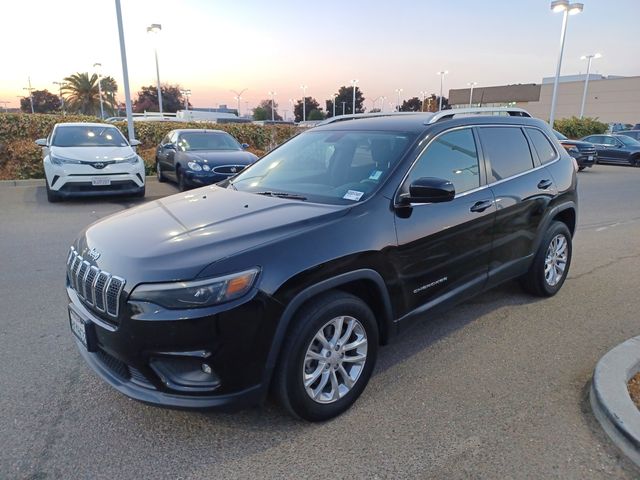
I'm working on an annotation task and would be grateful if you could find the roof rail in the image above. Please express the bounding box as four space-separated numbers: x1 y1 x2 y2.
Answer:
426 107 531 124
316 111 431 127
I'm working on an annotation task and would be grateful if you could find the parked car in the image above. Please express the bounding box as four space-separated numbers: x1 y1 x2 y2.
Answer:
553 130 597 170
36 123 145 202
579 133 640 167
66 108 577 421
617 130 640 142
155 129 258 190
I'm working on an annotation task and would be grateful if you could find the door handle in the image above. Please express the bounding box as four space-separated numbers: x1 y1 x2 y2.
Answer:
537 179 553 190
470 200 493 213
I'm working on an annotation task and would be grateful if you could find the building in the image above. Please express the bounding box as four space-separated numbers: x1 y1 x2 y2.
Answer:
449 75 640 124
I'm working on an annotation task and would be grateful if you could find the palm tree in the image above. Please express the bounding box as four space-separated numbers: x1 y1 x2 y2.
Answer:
61 72 118 116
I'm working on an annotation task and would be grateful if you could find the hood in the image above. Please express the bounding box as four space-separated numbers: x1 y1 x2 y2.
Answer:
182 150 257 166
50 145 135 162
76 186 347 285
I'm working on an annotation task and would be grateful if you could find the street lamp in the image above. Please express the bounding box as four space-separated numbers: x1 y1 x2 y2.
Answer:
332 94 337 117
146 23 164 117
579 53 601 119
341 101 346 115
549 0 584 126
300 84 308 122
231 88 247 116
23 77 35 114
350 79 358 114
437 71 448 111
395 88 403 111
180 89 191 111
269 91 276 121
419 91 427 111
93 63 105 119
467 82 478 107
379 96 386 113
53 81 66 115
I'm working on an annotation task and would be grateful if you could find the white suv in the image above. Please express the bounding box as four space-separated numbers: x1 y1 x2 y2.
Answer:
36 123 146 202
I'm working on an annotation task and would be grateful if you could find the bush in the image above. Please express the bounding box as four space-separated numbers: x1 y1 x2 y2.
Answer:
0 113 300 180
553 116 608 139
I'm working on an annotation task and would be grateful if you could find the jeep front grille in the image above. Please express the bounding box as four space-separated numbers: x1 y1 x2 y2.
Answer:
67 247 125 319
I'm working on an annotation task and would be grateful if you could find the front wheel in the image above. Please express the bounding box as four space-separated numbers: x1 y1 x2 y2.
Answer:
156 159 166 182
274 291 378 422
177 168 187 191
520 221 572 297
46 182 61 203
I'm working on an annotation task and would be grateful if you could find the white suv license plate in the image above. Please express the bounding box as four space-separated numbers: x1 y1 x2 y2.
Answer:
92 177 111 186
69 309 89 349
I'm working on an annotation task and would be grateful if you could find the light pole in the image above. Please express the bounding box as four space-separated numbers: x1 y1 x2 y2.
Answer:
341 101 346 115
53 81 66 115
300 84 308 122
269 91 276 121
332 94 337 117
579 53 601 119
350 79 358 114
180 89 191 111
231 88 247 116
288 98 295 121
437 71 448 111
146 23 164 117
380 96 386 113
467 82 478 107
93 63 105 119
394 88 403 111
370 96 381 112
419 91 427 111
549 0 584 126
115 0 135 141
23 77 35 114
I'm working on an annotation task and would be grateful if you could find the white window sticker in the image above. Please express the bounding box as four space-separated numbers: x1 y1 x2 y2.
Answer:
343 190 364 201
369 170 383 181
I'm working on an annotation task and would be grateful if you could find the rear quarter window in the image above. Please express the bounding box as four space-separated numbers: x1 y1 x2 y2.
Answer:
526 128 557 164
478 127 535 181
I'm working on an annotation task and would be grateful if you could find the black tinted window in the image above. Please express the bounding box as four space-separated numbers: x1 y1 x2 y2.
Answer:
584 135 602 144
479 127 534 181
527 128 557 164
407 128 480 194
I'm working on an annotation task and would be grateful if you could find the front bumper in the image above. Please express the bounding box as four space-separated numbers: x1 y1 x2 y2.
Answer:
45 160 145 195
67 285 282 410
182 170 232 187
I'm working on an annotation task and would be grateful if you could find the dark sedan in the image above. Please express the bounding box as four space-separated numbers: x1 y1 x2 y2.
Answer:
155 129 258 190
553 130 597 170
580 134 640 167
618 130 640 142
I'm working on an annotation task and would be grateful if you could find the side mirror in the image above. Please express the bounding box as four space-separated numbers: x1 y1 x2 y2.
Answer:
35 138 48 147
400 177 455 205
163 143 176 150
241 143 250 149
130 139 141 147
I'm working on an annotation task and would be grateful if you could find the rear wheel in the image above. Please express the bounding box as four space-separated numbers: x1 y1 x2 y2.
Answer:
274 291 378 421
631 155 640 167
156 159 166 182
520 221 572 297
46 182 61 203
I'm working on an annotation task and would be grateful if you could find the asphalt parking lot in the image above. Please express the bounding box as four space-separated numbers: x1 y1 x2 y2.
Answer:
1 165 640 479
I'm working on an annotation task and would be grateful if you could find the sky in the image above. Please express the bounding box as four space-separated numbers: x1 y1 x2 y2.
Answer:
1 0 639 115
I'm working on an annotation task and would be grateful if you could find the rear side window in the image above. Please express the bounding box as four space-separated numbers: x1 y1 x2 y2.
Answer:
478 127 534 181
406 128 480 195
526 128 557 164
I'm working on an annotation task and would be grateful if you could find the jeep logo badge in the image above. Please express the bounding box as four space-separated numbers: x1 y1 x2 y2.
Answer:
87 248 101 261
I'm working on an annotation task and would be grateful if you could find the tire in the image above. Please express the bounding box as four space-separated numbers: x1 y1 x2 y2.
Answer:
46 182 61 203
274 290 379 422
156 159 166 182
133 186 145 198
578 166 585 171
177 167 187 191
520 221 572 297
631 155 640 167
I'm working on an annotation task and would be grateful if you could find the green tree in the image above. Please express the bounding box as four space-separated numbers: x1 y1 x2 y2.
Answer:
252 106 268 121
62 72 117 116
294 97 321 122
325 86 365 117
400 97 423 112
308 109 325 121
254 99 282 121
20 90 60 113
133 84 190 113
553 116 608 138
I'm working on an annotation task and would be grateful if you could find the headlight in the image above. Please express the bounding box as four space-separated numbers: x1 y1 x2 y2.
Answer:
187 161 202 171
50 155 81 165
567 147 579 154
129 268 260 309
123 155 140 164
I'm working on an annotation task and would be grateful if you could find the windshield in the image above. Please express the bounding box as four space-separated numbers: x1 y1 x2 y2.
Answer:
177 132 241 151
52 125 128 147
617 135 640 147
553 130 568 141
230 130 415 204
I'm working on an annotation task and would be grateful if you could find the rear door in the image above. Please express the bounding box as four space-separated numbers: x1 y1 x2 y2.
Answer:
477 125 558 287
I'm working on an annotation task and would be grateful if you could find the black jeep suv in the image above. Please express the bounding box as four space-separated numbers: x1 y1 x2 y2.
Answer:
66 108 577 421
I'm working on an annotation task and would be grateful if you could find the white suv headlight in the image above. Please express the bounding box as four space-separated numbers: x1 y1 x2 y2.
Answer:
50 155 81 165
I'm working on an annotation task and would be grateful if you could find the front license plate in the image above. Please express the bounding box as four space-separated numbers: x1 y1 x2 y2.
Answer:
92 177 111 186
69 307 98 352
588 155 594 161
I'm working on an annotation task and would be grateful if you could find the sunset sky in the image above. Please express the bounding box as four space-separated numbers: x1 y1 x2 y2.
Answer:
1 0 638 114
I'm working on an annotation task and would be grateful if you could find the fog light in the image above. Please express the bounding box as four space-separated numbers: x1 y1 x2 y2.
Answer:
202 363 212 374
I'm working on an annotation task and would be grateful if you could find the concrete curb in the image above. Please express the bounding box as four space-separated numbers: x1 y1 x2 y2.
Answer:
591 335 640 467
0 176 158 188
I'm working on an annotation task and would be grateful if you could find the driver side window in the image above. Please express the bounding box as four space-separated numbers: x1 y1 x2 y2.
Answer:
406 128 480 195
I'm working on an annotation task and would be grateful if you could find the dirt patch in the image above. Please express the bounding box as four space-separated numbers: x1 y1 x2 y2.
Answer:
627 372 640 409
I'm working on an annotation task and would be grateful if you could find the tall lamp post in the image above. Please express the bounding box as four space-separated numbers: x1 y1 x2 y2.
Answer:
300 84 308 122
350 79 358 114
467 82 478 107
379 96 386 113
180 89 191 111
332 94 337 117
115 0 135 141
53 81 66 115
394 88 403 111
231 88 247 116
437 71 448 111
23 77 35 114
419 91 427 111
93 63 105 119
146 23 164 118
268 91 276 121
579 53 601 119
549 0 584 126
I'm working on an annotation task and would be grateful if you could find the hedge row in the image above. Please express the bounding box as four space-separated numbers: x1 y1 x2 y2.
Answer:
0 113 300 179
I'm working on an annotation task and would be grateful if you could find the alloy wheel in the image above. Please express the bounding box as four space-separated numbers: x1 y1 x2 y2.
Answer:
544 233 568 286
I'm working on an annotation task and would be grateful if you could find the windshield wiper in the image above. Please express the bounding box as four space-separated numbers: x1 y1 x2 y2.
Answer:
256 191 307 201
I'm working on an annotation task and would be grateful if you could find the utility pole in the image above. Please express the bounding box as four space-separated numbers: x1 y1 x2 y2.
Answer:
23 77 35 114
231 88 247 116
